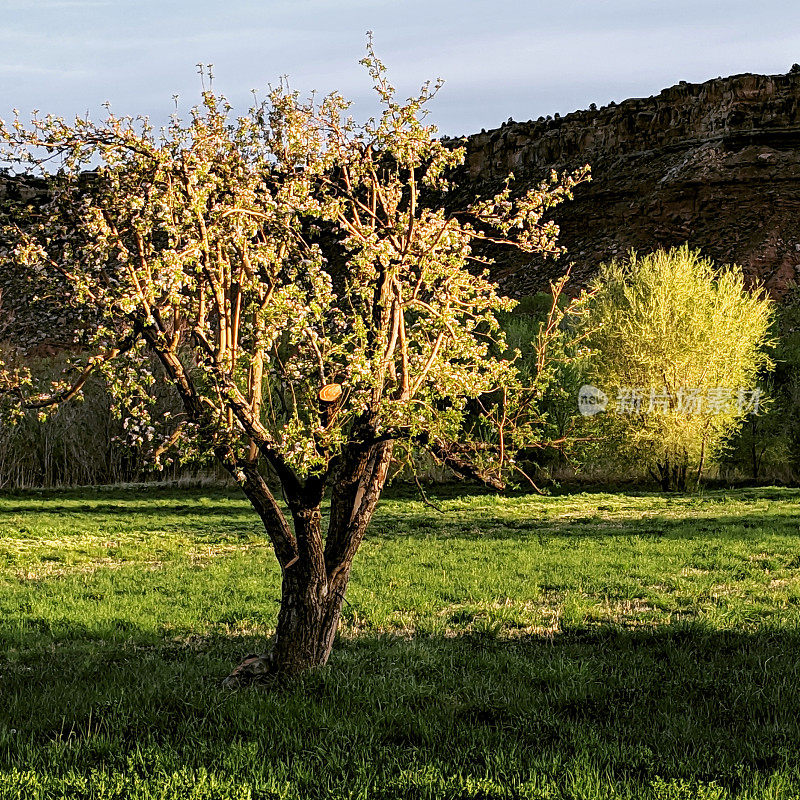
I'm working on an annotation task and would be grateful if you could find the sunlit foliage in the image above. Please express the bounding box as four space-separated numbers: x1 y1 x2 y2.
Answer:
581 246 773 490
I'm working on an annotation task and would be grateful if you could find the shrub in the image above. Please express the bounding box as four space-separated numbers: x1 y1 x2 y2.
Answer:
580 246 773 490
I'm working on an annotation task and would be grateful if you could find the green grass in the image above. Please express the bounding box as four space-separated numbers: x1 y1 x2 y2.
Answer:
1 485 800 799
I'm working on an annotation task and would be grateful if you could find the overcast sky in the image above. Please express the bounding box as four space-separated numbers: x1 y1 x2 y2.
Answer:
2 0 800 138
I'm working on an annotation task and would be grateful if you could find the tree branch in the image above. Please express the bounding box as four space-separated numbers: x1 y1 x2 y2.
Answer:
23 333 138 409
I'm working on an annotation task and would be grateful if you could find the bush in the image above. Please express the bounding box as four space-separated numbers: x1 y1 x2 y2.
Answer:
579 247 773 490
494 290 592 485
720 284 800 483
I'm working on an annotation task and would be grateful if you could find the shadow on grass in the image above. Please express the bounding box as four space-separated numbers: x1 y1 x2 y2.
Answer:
0 502 257 519
2 622 800 796
4 485 800 543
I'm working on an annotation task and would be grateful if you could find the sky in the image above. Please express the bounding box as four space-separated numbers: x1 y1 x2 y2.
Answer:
1 0 800 138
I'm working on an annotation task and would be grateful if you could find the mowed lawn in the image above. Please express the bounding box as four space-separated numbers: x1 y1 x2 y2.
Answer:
1 485 800 800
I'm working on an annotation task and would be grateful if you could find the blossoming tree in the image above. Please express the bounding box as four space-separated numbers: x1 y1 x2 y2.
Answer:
0 47 588 681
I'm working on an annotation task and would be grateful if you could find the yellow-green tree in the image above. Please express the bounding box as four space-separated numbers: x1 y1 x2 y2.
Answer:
582 247 773 490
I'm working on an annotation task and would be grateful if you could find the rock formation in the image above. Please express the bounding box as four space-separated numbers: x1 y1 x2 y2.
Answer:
449 70 800 297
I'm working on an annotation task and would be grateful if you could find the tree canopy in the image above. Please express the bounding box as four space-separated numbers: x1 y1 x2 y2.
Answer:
580 246 773 490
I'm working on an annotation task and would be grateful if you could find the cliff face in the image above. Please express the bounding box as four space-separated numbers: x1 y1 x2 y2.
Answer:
453 71 800 297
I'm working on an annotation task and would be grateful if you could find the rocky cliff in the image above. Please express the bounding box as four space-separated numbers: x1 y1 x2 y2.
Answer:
449 70 800 297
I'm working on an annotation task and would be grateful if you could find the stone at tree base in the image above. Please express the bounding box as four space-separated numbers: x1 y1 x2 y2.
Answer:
222 653 275 689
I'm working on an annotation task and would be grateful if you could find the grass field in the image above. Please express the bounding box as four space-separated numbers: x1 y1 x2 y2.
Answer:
1 484 800 799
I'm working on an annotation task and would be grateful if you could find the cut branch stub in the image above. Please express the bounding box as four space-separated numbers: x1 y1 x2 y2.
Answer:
319 383 343 404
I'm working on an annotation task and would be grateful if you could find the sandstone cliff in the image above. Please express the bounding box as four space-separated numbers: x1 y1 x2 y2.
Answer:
449 70 800 297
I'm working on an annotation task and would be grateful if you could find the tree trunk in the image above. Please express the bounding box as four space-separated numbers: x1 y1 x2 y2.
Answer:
270 567 348 676
675 454 688 492
751 418 760 483
223 531 359 687
222 440 393 687
696 437 707 488
657 459 671 492
655 451 690 492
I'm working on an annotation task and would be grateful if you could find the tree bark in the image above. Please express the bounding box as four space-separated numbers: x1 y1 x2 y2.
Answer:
223 442 394 686
224 515 361 686
221 567 347 687
270 566 348 676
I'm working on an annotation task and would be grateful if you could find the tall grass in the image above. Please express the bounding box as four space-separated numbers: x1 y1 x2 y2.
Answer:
0 356 216 489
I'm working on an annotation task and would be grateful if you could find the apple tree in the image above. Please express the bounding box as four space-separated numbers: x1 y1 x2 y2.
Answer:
0 47 588 681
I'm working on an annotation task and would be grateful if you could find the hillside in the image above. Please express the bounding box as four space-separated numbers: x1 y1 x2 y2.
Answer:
450 69 800 297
